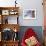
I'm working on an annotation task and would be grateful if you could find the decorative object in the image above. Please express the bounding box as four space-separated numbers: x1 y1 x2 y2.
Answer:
9 10 18 15
14 28 17 32
10 10 15 15
15 0 17 7
2 10 9 15
13 32 18 41
5 18 8 24
0 15 1 24
21 28 41 46
23 9 36 19
2 28 13 41
25 36 38 46
0 32 1 41
2 16 8 24
2 15 18 24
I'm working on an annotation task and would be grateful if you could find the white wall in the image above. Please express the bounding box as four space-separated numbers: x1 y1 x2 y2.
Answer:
0 0 15 7
18 0 44 26
0 0 44 26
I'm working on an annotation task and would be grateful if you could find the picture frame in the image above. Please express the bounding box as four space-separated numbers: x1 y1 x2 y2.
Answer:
2 10 9 15
23 9 36 19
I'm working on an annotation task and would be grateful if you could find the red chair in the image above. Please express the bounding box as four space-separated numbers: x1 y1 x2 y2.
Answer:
21 28 41 46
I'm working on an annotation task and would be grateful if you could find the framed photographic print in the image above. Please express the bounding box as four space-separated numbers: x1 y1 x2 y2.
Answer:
2 10 9 15
23 9 36 19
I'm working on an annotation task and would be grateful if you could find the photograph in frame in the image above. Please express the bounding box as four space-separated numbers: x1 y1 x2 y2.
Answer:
23 9 36 19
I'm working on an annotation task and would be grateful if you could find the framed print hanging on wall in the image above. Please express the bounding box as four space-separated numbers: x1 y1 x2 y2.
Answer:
23 9 36 19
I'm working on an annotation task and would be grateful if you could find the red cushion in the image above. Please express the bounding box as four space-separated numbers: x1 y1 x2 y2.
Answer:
21 28 41 46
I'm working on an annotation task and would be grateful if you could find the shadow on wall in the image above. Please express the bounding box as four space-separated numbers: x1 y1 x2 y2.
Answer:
18 26 43 44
